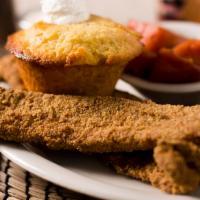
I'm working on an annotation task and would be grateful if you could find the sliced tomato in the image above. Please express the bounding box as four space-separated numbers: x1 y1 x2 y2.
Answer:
149 48 200 83
125 50 157 79
174 40 200 65
128 20 185 51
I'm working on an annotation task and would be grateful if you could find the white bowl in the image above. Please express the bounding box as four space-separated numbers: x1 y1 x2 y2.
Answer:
123 74 200 105
123 21 200 105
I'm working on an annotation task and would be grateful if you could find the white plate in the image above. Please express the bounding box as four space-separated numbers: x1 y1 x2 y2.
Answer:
1 143 200 200
1 22 200 200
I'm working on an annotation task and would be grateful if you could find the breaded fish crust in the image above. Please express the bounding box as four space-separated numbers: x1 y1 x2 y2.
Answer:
104 140 200 194
2 88 200 194
1 87 200 153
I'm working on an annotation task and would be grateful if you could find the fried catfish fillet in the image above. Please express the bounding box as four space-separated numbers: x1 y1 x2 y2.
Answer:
1 88 200 194
0 87 200 153
104 140 200 194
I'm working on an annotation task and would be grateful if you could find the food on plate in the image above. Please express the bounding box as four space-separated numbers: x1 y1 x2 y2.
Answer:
0 56 138 99
0 55 24 89
1 88 200 193
149 48 200 83
128 20 185 51
1 2 200 194
126 45 200 83
40 0 90 25
6 15 142 95
174 40 200 65
112 90 140 101
0 55 138 100
104 140 200 194
125 49 157 79
126 20 200 83
2 88 200 152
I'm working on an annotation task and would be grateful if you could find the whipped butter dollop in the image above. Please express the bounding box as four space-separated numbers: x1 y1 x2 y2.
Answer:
41 0 90 24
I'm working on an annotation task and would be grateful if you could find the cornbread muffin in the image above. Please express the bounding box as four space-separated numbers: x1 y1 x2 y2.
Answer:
6 15 142 95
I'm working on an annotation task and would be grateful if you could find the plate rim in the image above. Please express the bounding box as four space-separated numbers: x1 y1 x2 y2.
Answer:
0 143 197 200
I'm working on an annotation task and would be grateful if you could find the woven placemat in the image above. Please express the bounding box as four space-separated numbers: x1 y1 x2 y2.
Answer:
0 154 99 200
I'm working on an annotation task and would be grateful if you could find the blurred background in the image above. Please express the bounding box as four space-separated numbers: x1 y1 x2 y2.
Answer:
1 0 200 44
0 0 156 45
13 0 157 23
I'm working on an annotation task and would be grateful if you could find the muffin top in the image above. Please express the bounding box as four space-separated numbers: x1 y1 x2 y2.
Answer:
6 15 143 66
